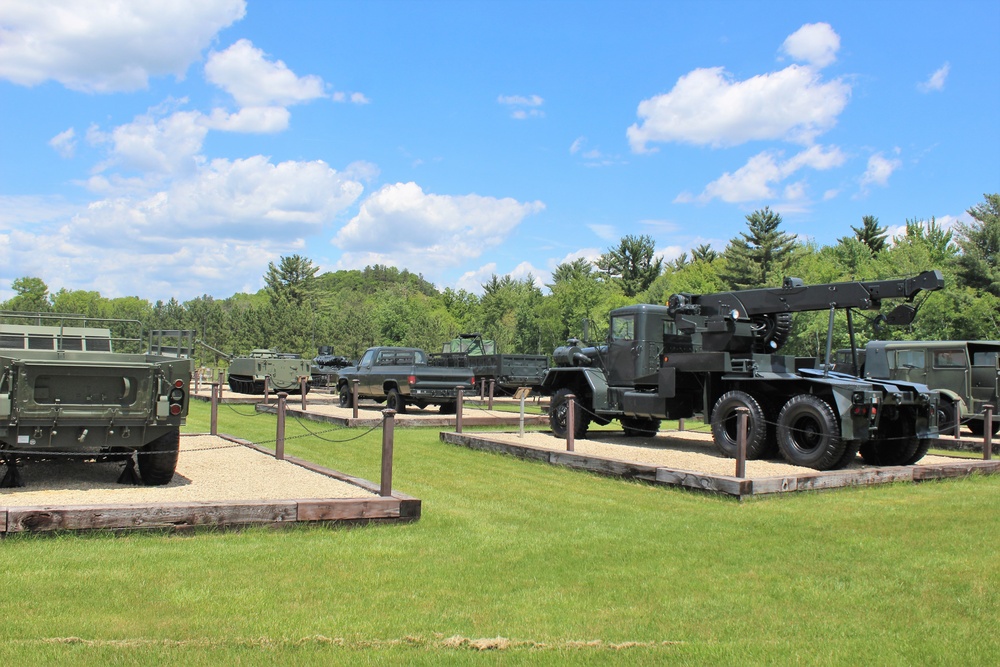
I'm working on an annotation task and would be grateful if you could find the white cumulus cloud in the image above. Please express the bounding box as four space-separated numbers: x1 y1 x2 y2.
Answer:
627 64 850 151
677 145 846 204
205 39 327 108
334 182 544 277
917 63 950 93
0 0 246 92
860 151 902 190
781 22 840 68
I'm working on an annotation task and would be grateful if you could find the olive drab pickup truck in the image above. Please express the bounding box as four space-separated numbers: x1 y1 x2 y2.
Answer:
0 314 194 487
335 346 475 414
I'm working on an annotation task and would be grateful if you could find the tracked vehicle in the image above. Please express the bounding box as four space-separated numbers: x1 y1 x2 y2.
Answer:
226 349 312 394
0 314 193 487
541 271 945 471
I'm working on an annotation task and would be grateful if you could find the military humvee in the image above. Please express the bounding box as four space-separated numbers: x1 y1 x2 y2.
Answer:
835 340 1000 436
0 313 194 487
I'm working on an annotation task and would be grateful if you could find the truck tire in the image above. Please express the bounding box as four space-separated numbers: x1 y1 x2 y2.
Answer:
937 400 957 435
137 429 179 486
386 388 406 414
622 417 660 437
968 420 1000 437
438 401 456 414
904 438 932 465
711 391 769 459
751 313 793 353
338 385 351 408
832 439 862 469
859 418 921 466
549 387 589 439
776 395 845 470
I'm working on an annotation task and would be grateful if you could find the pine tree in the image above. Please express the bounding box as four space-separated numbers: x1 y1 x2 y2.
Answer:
954 193 1000 296
720 207 798 289
848 215 888 255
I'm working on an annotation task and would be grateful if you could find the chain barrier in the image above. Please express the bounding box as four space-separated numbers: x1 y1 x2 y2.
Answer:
558 396 969 444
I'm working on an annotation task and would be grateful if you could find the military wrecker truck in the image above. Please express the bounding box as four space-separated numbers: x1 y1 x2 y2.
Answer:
541 271 945 471
0 314 193 487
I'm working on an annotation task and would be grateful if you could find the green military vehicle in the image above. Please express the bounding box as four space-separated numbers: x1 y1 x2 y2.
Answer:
433 333 548 393
834 340 1000 436
226 349 312 395
542 271 945 470
0 314 193 487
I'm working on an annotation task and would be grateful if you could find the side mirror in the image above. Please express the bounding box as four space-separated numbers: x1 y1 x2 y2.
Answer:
883 304 916 326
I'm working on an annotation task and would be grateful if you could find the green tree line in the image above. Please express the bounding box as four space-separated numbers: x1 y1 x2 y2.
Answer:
4 194 997 365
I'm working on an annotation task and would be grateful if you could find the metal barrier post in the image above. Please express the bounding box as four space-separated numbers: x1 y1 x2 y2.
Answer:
678 417 685 432
300 376 308 411
954 399 962 439
352 379 360 419
566 394 575 452
735 407 749 478
455 386 465 433
479 379 486 400
488 380 495 410
195 371 200 394
210 382 219 436
984 405 994 461
275 392 287 460
380 409 396 496
519 393 526 438
264 375 271 404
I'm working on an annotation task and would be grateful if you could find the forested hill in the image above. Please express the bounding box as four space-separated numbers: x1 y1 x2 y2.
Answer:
3 195 998 367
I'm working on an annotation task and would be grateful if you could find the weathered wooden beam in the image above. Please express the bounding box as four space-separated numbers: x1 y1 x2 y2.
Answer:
6 500 297 533
296 498 401 522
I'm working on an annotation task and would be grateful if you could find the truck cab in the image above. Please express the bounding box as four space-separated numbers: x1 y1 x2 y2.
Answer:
860 340 1000 436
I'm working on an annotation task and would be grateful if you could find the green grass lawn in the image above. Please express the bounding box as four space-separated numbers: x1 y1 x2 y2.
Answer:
1 400 997 665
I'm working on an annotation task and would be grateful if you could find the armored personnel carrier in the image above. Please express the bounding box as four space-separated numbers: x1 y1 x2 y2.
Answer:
0 313 193 487
227 349 311 394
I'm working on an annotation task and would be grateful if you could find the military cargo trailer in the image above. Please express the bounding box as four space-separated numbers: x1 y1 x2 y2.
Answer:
0 313 194 487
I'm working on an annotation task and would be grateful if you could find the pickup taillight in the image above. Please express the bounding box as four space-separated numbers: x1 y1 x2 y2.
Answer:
408 375 417 385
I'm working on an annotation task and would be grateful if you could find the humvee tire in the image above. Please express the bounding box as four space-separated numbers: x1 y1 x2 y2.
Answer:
138 429 180 486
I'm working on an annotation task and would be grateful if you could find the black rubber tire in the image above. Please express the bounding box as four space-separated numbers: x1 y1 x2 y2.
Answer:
776 394 846 470
711 391 769 459
137 429 179 486
968 420 1000 437
751 313 793 353
386 388 406 414
549 387 588 439
621 417 661 437
831 439 862 469
904 438 933 465
338 385 351 408
937 400 958 436
438 401 456 414
858 417 921 466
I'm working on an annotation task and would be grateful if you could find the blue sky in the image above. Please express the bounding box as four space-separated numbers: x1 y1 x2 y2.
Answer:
1 0 997 302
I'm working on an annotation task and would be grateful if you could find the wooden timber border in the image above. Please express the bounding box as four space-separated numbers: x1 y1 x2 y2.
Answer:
0 434 420 535
440 431 1000 499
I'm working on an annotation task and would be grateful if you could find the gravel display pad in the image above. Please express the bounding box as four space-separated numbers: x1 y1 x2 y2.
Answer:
1 434 376 506
448 428 962 480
